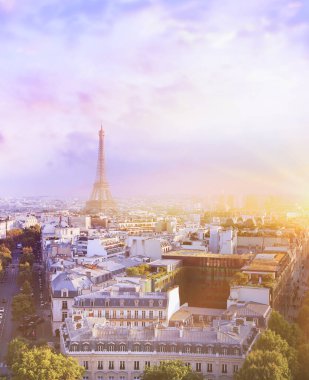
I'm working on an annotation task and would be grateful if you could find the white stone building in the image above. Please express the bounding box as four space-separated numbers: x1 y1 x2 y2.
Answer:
60 317 259 380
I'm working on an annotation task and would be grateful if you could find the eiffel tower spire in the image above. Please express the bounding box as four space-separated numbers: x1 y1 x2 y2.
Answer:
85 126 116 213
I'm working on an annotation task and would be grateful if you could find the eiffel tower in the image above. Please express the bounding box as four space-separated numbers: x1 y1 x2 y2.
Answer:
85 126 116 213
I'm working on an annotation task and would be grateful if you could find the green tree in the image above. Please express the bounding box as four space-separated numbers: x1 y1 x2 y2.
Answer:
7 340 84 380
297 305 309 339
18 262 33 285
230 272 249 286
254 330 299 378
21 280 33 296
20 247 35 266
141 360 203 380
12 293 34 320
235 350 291 380
268 311 301 347
297 344 309 380
6 338 29 367
0 244 12 267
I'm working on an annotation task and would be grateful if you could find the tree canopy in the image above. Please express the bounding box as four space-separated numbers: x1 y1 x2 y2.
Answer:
235 350 291 380
12 293 35 321
268 311 301 347
254 330 299 378
141 360 203 380
7 338 84 380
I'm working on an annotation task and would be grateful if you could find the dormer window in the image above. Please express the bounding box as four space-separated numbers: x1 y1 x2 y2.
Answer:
149 300 154 307
105 300 110 307
158 300 163 307
61 289 68 298
134 300 139 307
97 344 104 351
120 299 125 307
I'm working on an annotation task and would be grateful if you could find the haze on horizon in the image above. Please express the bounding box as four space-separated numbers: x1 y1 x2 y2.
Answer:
1 0 309 200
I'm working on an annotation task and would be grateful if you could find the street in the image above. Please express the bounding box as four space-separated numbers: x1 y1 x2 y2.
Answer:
0 249 52 377
0 250 20 374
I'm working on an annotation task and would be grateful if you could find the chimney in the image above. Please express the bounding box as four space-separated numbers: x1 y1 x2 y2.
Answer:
179 325 184 338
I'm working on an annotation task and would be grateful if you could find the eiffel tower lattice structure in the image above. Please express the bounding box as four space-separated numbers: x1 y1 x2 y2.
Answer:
85 126 116 213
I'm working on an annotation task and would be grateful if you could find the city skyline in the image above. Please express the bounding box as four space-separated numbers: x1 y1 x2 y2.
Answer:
1 0 309 198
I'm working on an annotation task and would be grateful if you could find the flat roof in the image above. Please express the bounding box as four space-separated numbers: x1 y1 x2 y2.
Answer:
163 251 253 259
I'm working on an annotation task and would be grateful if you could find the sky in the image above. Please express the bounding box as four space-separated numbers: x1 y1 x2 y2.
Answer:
1 0 309 199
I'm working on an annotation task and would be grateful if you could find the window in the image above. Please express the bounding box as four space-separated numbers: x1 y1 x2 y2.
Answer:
105 300 110 307
62 301 68 309
142 311 146 319
83 377 89 380
158 300 163 306
105 310 110 319
222 364 227 374
97 344 104 351
135 300 139 307
120 310 124 318
134 321 138 326
142 322 145 327
159 311 163 319
70 344 78 352
83 361 88 370
185 363 191 368
196 346 202 354
109 361 114 370
98 361 103 370
207 363 213 373
184 346 191 353
108 344 115 352
133 344 140 352
171 345 176 353
135 310 139 318
145 361 150 368
108 377 114 380
120 299 125 306
196 363 201 372
145 344 151 352
159 345 165 352
82 344 90 352
149 311 153 319
120 361 125 370
120 344 126 351
127 310 131 318
127 321 131 327
62 312 67 322
233 365 239 373
134 361 140 370
120 377 126 380
113 310 116 318
97 376 104 380
208 347 213 354
62 289 68 297
222 348 228 355
149 300 154 307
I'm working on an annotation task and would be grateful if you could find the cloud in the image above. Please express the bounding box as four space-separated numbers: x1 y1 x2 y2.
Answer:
1 0 309 197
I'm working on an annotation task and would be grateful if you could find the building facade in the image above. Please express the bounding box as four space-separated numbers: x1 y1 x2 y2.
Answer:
60 317 259 380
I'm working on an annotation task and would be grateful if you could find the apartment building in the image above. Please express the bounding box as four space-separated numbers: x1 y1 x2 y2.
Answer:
60 317 259 380
72 286 180 328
